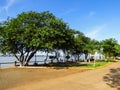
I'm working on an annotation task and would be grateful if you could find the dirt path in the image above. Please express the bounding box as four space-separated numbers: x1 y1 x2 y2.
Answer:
1 61 120 90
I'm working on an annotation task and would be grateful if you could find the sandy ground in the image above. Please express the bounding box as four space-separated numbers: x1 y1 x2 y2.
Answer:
0 61 120 90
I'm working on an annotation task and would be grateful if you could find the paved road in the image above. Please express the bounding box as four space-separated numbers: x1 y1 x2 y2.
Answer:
8 61 120 90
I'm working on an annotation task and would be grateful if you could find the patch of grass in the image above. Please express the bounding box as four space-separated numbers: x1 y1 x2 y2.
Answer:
86 60 108 68
39 59 116 69
71 59 116 69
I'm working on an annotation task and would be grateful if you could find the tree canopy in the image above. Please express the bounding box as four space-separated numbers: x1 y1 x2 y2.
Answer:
0 11 120 66
0 11 80 66
101 38 120 58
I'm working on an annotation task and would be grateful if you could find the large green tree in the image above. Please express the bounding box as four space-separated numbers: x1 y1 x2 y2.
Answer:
0 11 70 66
101 38 119 58
88 39 100 53
72 31 90 61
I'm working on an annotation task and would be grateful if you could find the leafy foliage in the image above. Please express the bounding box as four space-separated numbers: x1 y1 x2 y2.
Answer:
0 11 75 66
0 11 120 66
101 38 120 57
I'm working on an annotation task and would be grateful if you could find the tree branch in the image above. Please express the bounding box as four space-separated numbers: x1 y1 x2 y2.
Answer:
14 54 19 61
25 50 36 65
24 52 29 61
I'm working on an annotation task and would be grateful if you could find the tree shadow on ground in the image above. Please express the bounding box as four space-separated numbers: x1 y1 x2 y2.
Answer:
103 68 120 90
51 62 88 70
30 61 88 70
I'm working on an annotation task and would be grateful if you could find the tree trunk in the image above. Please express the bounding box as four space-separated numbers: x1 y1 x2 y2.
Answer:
14 54 24 67
55 50 59 63
19 61 24 67
25 51 36 66
77 54 80 61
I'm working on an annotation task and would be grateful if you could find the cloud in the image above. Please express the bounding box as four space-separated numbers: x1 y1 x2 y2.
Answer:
89 11 96 17
85 24 106 40
86 29 99 37
0 18 5 22
4 0 16 11
0 0 17 21
106 33 120 44
0 0 16 13
84 11 96 20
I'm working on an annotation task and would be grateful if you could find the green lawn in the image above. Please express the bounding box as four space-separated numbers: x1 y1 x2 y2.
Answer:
48 59 116 69
70 59 116 69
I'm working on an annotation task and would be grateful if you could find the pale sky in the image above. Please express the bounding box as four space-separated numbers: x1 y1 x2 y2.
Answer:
0 0 120 43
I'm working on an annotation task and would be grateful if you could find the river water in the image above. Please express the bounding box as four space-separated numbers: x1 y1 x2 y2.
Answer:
0 51 101 68
0 55 51 68
0 50 74 68
0 55 70 68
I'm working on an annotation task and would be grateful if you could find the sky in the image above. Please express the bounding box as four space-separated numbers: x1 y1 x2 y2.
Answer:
0 0 120 43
